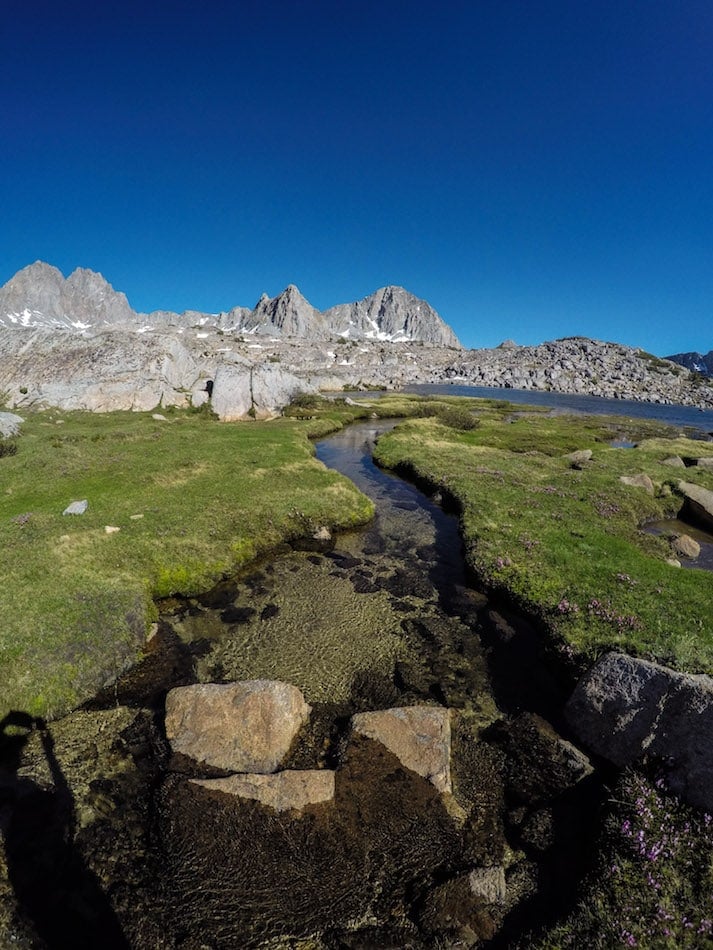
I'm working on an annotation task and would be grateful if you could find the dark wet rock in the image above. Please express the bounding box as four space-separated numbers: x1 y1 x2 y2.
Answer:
326 550 362 568
518 807 556 852
260 603 280 621
566 652 713 811
191 769 336 813
491 713 593 804
417 872 503 945
351 706 452 793
380 568 435 599
195 579 240 609
219 605 256 623
306 554 322 565
164 680 311 774
390 598 414 612
351 574 379 594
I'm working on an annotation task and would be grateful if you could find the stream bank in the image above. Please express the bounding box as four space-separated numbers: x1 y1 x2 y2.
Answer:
1 420 609 947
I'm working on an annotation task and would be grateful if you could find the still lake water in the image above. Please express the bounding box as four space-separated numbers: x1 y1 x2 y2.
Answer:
405 383 713 436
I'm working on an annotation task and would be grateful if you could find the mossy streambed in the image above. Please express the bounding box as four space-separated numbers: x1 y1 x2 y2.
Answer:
1 398 712 948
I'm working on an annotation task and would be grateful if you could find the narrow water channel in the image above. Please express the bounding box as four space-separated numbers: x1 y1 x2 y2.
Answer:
0 420 606 949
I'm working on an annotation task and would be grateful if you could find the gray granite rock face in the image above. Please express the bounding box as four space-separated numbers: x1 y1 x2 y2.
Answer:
323 286 461 347
2 262 713 413
566 652 713 812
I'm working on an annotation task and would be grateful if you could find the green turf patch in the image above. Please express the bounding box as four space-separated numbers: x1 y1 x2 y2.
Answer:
0 408 374 718
373 409 713 674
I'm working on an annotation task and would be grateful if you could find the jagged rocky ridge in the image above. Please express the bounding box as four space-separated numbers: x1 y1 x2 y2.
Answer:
0 262 460 346
1 263 713 417
666 349 713 377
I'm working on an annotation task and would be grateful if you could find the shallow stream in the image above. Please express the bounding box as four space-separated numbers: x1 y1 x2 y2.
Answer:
1 420 607 948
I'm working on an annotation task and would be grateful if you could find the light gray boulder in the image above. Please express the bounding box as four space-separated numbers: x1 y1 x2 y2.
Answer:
211 362 311 420
0 412 23 437
670 533 701 559
191 770 335 813
566 652 713 811
63 500 88 515
165 680 311 773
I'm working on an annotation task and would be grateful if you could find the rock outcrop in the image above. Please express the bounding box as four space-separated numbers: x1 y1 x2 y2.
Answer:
164 680 311 773
2 263 713 414
565 652 713 812
210 361 309 420
0 262 134 330
324 286 461 347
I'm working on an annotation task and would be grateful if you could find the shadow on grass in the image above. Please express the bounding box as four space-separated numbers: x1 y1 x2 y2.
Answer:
0 711 128 949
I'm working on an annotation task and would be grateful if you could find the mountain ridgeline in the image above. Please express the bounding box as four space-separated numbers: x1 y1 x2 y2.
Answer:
666 350 713 377
0 262 461 347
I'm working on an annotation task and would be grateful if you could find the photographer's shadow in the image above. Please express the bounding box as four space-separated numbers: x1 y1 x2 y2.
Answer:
0 711 128 948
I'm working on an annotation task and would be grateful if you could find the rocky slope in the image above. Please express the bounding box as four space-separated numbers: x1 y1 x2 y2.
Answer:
1 263 713 417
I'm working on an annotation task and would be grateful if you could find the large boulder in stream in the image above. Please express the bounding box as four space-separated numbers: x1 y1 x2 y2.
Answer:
566 652 713 811
164 680 311 773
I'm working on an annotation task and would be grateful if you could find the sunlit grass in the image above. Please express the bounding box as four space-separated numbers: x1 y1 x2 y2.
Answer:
373 411 713 673
0 407 374 718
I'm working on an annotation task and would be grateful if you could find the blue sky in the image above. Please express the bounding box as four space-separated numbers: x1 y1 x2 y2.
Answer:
1 0 712 354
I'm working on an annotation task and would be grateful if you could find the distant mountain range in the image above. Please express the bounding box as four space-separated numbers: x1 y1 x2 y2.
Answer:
0 262 461 348
666 350 713 377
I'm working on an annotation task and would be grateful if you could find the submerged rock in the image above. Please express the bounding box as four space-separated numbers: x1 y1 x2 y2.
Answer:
164 680 311 773
191 769 335 813
351 706 452 793
619 473 655 495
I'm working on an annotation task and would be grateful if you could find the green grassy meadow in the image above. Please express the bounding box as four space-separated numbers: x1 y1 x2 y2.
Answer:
0 406 374 718
372 405 713 674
